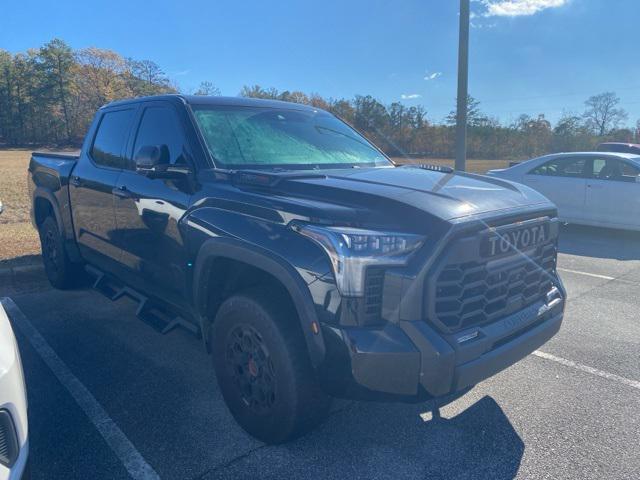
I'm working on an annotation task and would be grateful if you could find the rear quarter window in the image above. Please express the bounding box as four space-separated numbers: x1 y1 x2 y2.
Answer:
90 109 135 168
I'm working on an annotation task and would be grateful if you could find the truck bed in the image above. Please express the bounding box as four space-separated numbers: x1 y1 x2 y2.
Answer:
29 151 79 181
29 151 80 236
32 151 80 160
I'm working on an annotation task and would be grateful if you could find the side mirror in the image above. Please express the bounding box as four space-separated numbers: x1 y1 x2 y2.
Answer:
134 145 170 176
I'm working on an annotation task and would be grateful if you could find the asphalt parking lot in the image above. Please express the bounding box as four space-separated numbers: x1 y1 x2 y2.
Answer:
1 224 639 480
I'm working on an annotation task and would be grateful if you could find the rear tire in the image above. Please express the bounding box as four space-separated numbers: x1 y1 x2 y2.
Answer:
211 288 331 444
38 216 82 289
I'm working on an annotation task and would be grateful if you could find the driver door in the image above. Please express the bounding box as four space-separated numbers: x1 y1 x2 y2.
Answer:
112 102 194 306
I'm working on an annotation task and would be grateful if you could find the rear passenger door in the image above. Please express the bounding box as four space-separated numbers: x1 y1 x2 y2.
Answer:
112 102 194 306
69 107 136 268
521 156 589 222
585 157 640 228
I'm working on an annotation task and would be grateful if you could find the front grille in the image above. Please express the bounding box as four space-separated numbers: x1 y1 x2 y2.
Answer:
428 219 558 333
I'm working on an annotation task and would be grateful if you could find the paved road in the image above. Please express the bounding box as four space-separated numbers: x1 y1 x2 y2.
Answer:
1 225 639 479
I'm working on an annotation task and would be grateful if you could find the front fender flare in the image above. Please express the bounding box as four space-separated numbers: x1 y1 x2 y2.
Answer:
192 237 326 368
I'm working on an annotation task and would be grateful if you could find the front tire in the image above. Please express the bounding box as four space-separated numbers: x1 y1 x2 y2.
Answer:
211 289 331 444
38 216 82 289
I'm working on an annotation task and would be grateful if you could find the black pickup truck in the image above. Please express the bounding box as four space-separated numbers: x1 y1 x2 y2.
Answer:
29 95 565 443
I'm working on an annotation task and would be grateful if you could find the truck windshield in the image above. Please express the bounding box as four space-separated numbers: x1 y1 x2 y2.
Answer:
191 105 392 170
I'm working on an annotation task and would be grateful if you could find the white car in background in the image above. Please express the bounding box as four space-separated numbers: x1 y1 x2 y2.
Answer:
0 303 29 480
487 152 640 231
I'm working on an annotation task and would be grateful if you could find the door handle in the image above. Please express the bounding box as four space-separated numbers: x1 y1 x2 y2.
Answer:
587 183 604 189
70 175 82 187
112 185 133 199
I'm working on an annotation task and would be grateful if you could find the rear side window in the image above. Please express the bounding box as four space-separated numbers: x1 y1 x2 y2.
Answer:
91 109 135 169
622 162 640 176
529 157 587 178
131 106 187 168
593 158 640 182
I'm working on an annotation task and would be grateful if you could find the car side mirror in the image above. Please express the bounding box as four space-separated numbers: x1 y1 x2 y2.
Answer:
134 145 170 177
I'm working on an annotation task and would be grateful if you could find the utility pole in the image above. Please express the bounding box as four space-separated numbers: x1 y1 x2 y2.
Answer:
455 0 470 171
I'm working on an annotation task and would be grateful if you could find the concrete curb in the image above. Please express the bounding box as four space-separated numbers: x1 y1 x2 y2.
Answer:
0 263 44 280
12 264 44 274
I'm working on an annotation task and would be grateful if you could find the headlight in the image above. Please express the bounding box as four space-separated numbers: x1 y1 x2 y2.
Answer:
292 223 425 297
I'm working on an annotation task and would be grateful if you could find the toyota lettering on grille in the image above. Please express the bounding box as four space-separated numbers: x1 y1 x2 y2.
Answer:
481 223 549 258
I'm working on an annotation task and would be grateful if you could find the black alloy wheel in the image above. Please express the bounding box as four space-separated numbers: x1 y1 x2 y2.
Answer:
225 324 277 414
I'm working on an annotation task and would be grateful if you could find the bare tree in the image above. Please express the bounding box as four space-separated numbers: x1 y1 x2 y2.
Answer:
239 85 280 99
583 92 628 136
193 81 220 96
124 59 172 97
75 47 128 111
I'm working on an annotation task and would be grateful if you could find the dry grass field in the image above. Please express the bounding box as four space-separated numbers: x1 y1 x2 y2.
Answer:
391 157 510 173
0 150 40 263
0 149 507 264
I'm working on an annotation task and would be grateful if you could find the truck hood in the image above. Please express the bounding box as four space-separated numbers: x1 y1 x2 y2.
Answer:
271 166 551 223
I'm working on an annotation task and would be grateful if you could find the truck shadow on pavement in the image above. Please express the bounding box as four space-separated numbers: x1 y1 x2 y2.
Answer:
558 224 640 261
9 274 526 479
212 396 524 480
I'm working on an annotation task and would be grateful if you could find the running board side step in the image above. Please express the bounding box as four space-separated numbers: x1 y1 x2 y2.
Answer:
85 265 200 337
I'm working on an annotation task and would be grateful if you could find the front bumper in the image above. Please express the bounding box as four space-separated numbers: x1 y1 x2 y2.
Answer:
0 302 29 480
322 285 564 400
0 441 29 480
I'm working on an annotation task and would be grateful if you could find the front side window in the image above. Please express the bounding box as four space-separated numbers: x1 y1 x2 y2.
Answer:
131 106 187 168
91 109 135 168
529 157 587 178
191 105 391 170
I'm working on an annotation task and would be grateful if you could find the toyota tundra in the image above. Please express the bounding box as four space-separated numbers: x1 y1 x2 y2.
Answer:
29 95 565 443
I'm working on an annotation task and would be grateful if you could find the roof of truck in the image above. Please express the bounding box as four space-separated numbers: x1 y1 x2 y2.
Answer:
103 94 321 112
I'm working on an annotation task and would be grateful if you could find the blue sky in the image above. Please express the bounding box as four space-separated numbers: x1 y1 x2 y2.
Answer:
3 0 640 125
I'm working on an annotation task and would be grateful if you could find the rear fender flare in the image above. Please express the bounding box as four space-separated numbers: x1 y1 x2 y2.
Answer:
32 187 62 231
32 187 81 262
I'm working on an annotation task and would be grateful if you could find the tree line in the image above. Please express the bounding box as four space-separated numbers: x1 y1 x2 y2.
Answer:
0 39 178 146
241 88 635 159
1 39 637 159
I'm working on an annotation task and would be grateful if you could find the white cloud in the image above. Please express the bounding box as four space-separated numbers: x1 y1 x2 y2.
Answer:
424 72 442 81
173 69 191 76
401 94 421 100
471 21 497 29
480 0 568 17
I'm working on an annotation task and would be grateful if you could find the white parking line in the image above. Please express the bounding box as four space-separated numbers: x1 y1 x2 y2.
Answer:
1 297 160 480
556 268 615 281
533 350 640 391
